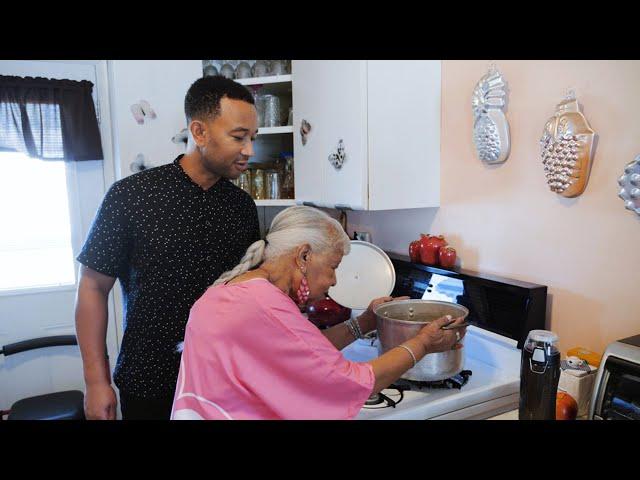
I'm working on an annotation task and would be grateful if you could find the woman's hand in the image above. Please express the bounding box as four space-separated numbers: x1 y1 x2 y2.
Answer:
416 315 467 353
358 295 410 333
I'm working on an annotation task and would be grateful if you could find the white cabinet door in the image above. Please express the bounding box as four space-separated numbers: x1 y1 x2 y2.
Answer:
292 61 368 209
292 60 325 207
367 60 441 210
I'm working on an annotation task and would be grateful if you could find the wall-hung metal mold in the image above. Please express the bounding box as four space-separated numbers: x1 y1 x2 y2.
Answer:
472 64 510 165
539 90 596 198
617 154 640 217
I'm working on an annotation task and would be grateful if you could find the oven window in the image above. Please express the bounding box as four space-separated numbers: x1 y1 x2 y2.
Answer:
601 356 640 420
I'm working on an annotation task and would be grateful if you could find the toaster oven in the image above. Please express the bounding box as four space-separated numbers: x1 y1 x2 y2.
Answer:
589 334 640 420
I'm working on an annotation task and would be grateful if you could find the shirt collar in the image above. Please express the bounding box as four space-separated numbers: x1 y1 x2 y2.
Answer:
172 154 230 194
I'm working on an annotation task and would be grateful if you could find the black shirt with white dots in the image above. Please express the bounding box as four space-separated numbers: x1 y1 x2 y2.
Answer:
77 155 260 400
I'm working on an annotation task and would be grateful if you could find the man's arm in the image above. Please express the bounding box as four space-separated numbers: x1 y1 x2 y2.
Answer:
75 265 117 419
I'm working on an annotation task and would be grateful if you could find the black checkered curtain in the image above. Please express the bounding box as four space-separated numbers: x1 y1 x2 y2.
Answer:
0 75 103 161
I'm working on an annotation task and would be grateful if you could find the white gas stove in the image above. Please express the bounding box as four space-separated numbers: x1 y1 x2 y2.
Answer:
342 325 522 420
330 249 547 420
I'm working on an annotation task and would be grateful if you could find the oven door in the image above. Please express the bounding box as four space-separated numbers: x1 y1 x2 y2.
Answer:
592 356 640 420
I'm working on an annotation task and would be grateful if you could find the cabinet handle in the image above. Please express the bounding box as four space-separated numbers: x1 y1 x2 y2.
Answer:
328 139 346 170
300 119 312 146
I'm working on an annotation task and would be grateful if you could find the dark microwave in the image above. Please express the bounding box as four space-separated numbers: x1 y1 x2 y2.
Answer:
589 334 640 420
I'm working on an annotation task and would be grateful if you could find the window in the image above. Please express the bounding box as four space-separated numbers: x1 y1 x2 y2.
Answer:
0 152 75 290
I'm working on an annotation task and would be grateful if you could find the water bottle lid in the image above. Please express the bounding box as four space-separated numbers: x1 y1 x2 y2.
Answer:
527 329 559 344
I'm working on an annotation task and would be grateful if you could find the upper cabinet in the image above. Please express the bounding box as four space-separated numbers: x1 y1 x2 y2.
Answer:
292 60 441 211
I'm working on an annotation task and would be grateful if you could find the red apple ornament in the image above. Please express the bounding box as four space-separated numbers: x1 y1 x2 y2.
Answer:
421 235 447 266
438 246 457 269
409 238 422 263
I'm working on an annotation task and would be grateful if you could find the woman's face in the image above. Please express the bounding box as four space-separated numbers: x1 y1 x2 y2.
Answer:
305 248 344 302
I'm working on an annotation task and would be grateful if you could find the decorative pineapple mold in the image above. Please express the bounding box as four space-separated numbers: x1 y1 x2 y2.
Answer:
617 154 640 217
540 91 596 198
472 64 510 164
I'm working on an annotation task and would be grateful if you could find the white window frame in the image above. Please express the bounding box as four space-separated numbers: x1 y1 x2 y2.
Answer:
0 60 117 296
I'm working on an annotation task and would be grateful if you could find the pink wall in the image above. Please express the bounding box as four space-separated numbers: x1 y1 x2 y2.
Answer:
346 60 640 356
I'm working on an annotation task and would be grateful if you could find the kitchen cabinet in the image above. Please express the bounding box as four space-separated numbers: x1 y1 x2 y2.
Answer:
292 60 441 211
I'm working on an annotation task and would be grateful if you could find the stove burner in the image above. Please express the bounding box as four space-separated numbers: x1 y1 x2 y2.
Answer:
363 389 403 409
391 370 473 391
365 393 383 406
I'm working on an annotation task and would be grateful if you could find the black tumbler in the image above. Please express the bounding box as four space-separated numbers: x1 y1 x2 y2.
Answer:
519 330 561 420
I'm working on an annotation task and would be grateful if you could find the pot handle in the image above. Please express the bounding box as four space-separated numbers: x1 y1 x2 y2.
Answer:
441 322 470 330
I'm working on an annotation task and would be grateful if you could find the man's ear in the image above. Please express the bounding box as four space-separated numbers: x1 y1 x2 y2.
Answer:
189 120 206 147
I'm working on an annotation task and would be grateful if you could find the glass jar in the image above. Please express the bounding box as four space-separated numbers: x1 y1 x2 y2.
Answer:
203 64 219 77
237 171 252 196
262 95 280 128
265 170 280 199
220 62 235 79
252 60 270 77
235 61 252 79
254 94 265 128
270 60 289 76
280 153 294 199
252 169 265 200
287 106 293 126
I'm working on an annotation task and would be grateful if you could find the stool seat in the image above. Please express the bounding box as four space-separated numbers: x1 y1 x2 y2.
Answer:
8 390 85 420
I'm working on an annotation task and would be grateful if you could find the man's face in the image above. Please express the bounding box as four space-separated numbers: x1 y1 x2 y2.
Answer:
193 97 258 180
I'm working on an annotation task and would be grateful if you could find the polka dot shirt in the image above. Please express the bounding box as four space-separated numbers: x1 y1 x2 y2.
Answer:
77 155 260 400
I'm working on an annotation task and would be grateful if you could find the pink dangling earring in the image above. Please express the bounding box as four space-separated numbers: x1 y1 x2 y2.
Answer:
297 273 310 305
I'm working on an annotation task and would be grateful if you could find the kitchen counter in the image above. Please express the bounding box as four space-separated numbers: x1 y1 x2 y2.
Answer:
487 409 519 420
486 409 589 420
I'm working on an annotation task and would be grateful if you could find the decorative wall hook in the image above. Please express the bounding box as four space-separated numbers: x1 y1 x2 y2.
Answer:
300 119 312 146
130 100 157 125
172 128 188 145
138 100 156 119
328 139 346 170
539 92 596 198
618 154 640 217
130 104 144 124
130 153 149 173
471 65 511 164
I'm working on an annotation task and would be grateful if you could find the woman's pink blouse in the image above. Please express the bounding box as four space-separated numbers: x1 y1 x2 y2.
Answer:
171 278 374 420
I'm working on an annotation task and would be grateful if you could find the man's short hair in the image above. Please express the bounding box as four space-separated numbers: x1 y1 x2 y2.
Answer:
184 75 255 123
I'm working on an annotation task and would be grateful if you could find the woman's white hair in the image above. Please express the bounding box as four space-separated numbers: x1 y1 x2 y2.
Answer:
213 205 351 286
176 206 350 353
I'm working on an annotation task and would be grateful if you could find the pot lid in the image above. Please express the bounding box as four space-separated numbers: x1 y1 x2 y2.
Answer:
328 240 396 310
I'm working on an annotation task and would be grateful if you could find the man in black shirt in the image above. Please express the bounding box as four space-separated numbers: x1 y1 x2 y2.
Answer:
75 76 260 420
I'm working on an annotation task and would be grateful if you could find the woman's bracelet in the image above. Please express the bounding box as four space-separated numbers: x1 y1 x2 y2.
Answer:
398 344 417 368
345 318 363 340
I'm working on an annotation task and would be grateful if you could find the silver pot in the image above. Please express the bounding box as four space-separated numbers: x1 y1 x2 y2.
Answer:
374 300 469 382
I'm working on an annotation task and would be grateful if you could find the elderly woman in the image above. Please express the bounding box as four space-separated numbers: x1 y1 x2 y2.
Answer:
171 206 466 420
